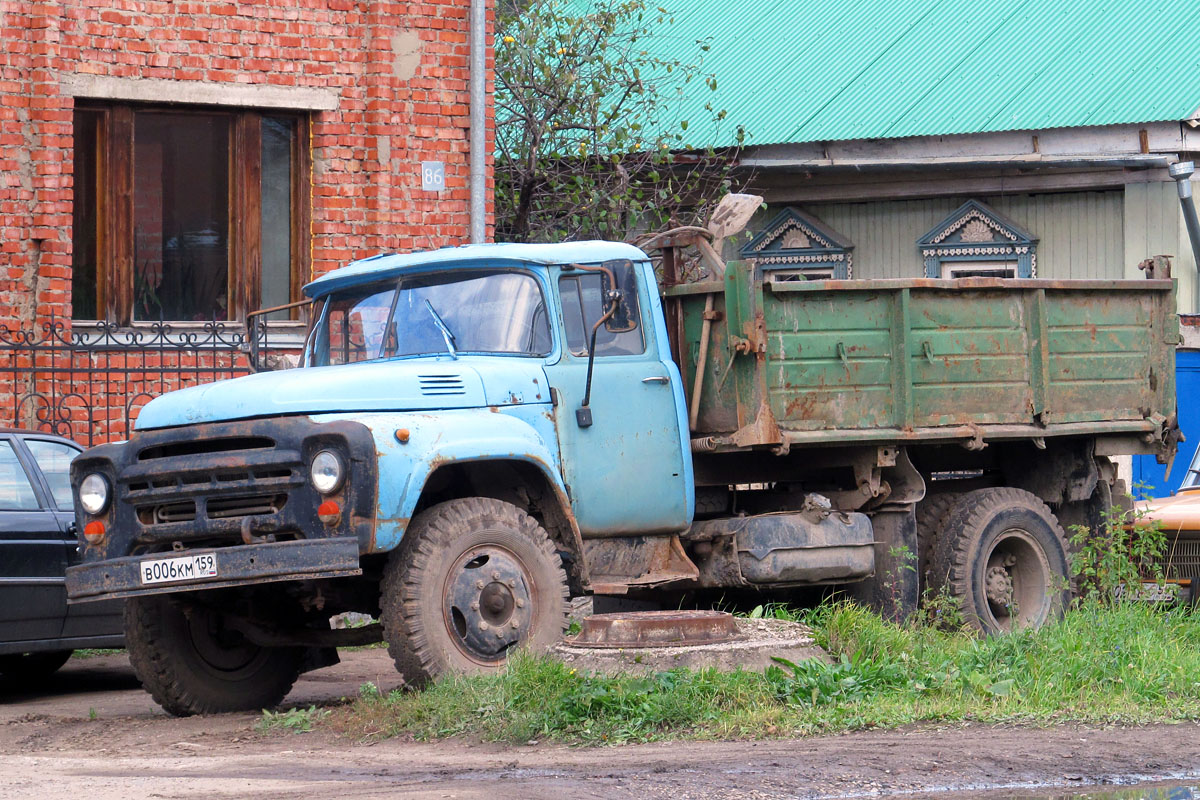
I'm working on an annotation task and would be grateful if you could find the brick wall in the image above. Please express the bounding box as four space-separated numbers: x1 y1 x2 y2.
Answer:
0 0 494 327
0 0 493 440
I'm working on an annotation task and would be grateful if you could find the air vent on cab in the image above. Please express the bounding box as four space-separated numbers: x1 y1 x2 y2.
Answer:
419 374 466 396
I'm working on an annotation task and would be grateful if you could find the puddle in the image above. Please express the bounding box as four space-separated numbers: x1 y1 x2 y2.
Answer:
918 782 1200 800
1019 785 1199 800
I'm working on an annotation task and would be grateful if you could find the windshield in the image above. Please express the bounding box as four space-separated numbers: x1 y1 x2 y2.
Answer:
307 270 551 366
1182 448 1200 490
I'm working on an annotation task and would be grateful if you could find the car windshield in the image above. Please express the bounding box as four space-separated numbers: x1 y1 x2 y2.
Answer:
1182 448 1200 490
307 270 551 366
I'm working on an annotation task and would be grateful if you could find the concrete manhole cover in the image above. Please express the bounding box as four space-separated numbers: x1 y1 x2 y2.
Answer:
569 610 741 648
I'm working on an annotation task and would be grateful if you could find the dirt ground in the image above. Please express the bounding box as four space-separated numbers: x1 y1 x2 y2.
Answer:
1 649 1198 800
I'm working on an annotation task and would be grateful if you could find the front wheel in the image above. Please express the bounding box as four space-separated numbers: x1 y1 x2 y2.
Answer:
928 487 1071 635
125 594 304 716
380 498 569 686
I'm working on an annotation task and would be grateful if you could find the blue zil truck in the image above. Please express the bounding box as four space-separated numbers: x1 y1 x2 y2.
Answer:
65 240 1178 715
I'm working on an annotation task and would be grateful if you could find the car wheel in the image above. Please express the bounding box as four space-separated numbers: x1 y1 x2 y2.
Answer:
0 650 72 680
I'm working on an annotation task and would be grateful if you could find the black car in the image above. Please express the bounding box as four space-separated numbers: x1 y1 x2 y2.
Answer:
0 430 122 678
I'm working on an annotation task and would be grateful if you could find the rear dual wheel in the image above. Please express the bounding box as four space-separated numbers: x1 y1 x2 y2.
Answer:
927 487 1071 635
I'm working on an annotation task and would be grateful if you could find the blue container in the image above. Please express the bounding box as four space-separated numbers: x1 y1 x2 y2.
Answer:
1133 349 1200 498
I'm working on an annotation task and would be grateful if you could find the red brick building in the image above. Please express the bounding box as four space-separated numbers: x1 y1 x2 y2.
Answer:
0 0 493 444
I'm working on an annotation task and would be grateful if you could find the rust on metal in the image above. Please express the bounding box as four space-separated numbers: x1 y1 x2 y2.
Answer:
568 609 741 648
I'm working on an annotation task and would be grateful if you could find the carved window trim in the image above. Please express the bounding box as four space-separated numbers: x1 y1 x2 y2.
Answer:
740 207 855 280
917 200 1038 279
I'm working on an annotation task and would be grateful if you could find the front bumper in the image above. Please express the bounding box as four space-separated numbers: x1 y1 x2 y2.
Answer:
67 537 362 603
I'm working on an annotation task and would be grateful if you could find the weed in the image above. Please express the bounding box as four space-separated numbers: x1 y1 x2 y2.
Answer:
88 707 97 721
257 705 330 733
742 603 806 622
1069 496 1167 604
912 583 967 632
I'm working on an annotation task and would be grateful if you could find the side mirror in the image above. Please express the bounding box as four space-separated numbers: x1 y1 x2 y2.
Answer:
601 259 638 334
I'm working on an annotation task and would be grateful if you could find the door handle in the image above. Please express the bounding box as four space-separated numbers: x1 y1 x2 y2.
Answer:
642 376 670 384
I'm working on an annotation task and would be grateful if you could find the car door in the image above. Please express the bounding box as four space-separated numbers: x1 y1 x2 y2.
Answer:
0 436 67 644
544 261 692 536
23 437 124 640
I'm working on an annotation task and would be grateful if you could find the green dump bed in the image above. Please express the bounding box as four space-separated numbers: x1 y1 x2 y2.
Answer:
666 264 1178 453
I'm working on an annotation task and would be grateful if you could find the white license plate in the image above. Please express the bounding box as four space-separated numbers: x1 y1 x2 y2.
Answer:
139 553 218 586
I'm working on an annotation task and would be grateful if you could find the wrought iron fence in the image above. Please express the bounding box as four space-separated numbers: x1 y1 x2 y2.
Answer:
0 314 257 447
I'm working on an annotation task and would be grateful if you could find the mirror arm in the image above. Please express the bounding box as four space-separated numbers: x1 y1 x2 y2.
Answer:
245 298 312 372
576 293 618 428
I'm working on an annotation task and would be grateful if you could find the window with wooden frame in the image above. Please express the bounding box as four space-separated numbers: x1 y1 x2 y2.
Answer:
71 103 311 324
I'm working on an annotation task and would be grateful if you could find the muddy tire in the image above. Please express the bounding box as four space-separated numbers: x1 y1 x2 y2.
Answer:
0 650 71 680
125 594 304 716
916 491 961 580
928 487 1071 635
380 498 569 686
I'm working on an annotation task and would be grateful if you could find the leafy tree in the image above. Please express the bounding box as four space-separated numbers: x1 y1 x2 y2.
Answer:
494 0 745 243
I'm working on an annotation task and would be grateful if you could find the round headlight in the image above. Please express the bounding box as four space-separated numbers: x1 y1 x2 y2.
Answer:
79 473 110 515
310 450 344 494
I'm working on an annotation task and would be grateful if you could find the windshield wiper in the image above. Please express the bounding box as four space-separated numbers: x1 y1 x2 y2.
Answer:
424 299 458 360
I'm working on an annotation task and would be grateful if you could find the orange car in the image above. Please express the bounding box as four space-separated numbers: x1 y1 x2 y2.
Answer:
1138 450 1200 598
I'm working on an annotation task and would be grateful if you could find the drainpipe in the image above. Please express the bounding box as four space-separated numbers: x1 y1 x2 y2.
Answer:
468 0 487 244
1169 161 1200 311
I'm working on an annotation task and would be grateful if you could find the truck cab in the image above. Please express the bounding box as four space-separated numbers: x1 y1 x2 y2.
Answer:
67 242 696 715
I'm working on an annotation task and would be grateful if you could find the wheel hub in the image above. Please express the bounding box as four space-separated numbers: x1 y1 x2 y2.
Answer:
985 565 1014 608
444 547 533 662
983 530 1050 630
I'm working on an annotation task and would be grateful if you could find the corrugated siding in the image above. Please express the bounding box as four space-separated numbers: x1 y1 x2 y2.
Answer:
587 0 1200 147
798 191 1125 280
1124 181 1195 313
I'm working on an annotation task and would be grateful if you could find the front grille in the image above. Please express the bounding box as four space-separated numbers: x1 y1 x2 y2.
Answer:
135 494 287 525
419 374 466 395
207 494 287 519
1161 537 1200 578
136 500 196 525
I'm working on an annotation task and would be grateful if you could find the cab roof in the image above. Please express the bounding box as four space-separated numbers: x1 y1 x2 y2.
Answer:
303 240 649 298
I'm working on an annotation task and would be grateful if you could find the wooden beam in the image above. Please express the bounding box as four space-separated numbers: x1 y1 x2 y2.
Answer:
104 105 133 325
231 113 263 322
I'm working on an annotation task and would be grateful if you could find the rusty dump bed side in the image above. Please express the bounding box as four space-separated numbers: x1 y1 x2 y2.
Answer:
665 266 1178 454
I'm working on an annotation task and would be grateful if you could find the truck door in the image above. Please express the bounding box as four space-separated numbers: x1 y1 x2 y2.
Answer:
0 437 67 644
545 262 692 536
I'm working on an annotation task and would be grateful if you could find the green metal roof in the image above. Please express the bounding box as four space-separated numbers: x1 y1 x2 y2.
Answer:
626 0 1200 147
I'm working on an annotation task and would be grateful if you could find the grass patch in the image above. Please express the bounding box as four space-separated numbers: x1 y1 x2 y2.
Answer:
71 649 122 659
258 705 330 733
331 602 1200 745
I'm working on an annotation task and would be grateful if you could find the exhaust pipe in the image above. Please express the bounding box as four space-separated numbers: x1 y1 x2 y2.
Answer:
1168 161 1200 311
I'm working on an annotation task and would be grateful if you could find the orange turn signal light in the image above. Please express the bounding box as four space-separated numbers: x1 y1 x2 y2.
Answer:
395 428 410 444
83 520 106 543
317 500 341 525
